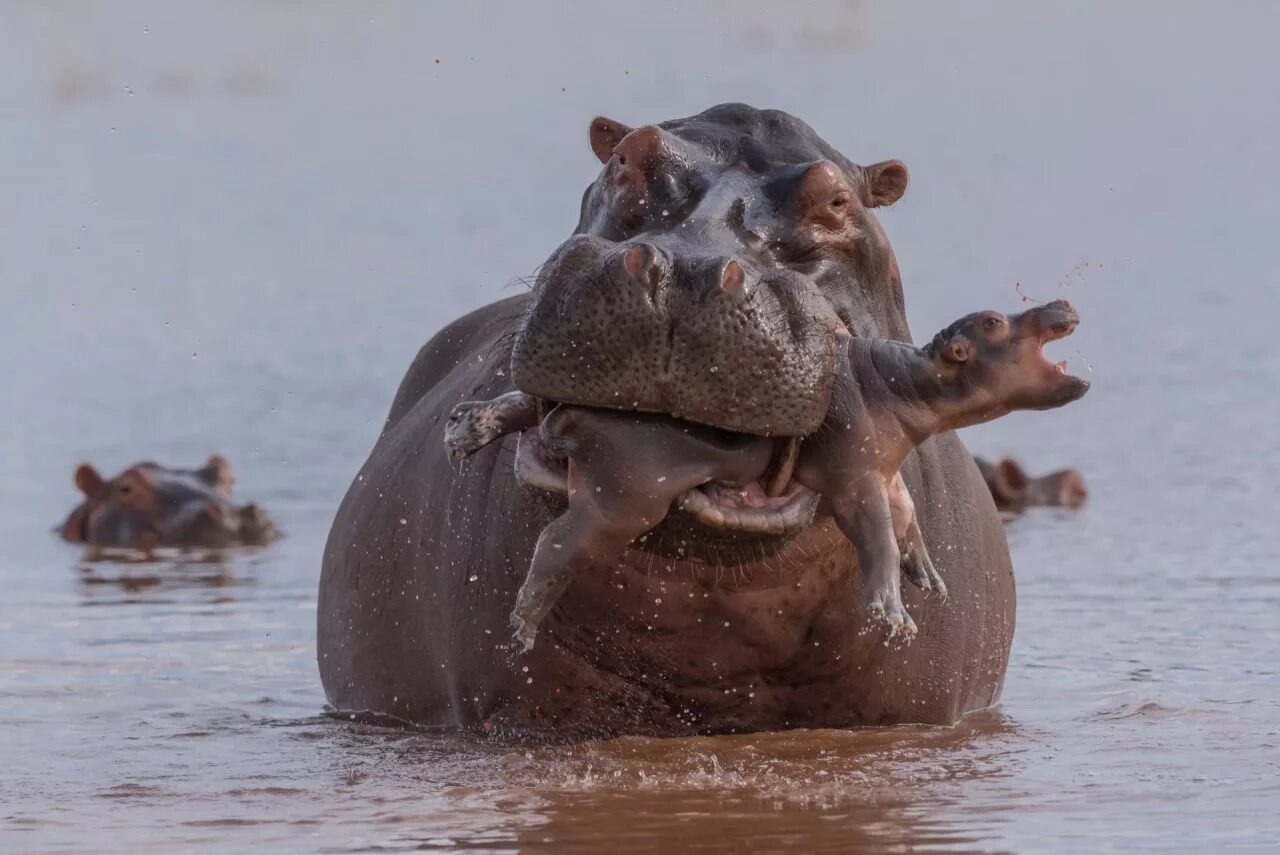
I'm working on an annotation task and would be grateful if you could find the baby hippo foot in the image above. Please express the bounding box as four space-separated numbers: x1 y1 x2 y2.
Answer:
900 543 948 600
865 585 918 638
444 401 509 461
510 612 538 654
444 391 540 462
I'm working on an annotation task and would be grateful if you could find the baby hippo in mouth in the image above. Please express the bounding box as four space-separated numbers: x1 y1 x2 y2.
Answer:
447 299 1089 649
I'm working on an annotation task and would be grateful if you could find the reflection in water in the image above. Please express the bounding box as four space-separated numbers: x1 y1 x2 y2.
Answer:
77 552 243 597
2 0 1279 852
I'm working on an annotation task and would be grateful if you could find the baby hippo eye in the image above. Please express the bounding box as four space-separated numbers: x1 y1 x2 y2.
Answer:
983 316 1003 330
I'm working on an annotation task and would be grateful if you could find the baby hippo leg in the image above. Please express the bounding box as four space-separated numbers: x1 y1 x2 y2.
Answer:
511 458 672 650
827 476 917 637
886 473 947 598
444 391 539 461
510 407 773 650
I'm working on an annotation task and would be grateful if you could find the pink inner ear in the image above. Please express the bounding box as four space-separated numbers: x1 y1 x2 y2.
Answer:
863 160 909 208
74 463 106 499
589 116 634 164
995 458 1029 495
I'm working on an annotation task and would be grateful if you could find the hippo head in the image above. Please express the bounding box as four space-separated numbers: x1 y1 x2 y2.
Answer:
925 300 1091 423
59 454 278 552
981 457 1089 513
511 103 910 438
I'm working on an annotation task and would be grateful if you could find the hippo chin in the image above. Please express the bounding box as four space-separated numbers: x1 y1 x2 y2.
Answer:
319 103 1018 740
60 455 278 553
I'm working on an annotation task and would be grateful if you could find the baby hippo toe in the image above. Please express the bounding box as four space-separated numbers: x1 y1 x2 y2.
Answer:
901 548 948 601
510 613 538 653
866 593 918 638
444 402 498 462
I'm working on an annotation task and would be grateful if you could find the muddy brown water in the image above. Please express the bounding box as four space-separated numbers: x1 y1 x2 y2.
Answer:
2 3 1278 852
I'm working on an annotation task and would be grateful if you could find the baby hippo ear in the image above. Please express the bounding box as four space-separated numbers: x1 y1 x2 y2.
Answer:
941 335 971 364
74 463 107 499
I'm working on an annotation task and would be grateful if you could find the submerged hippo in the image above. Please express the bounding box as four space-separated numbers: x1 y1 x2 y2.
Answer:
975 456 1089 512
319 103 1078 739
450 301 1088 649
60 455 278 553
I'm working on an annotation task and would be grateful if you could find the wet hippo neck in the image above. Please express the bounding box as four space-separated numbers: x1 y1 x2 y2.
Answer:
847 338 955 467
542 519 860 703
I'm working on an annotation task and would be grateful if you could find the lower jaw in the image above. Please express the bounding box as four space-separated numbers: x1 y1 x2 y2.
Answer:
514 430 819 536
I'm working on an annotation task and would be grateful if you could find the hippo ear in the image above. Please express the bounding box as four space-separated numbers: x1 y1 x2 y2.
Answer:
199 453 234 497
74 463 107 499
862 160 909 208
589 116 633 164
992 458 1030 504
941 335 971 364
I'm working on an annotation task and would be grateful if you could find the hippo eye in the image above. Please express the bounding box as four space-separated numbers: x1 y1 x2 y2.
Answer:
983 316 1002 330
118 484 132 495
830 195 847 209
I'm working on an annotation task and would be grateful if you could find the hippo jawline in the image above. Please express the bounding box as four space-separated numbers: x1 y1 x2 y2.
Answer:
512 403 821 537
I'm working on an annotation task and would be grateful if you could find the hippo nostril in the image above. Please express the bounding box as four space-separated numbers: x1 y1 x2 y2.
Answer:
720 259 746 296
618 242 665 299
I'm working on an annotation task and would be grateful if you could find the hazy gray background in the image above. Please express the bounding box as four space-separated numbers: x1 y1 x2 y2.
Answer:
1 3 1277 852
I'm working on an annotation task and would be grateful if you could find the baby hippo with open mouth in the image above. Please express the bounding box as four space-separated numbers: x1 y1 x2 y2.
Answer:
447 300 1089 650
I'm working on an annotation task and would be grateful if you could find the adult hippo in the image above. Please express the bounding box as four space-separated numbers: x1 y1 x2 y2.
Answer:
60 455 278 552
319 104 1015 740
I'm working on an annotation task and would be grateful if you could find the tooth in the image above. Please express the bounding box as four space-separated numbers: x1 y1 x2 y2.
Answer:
766 437 800 498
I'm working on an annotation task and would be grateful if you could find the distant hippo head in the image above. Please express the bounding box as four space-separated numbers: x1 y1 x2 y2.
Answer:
511 103 911 437
59 454 278 551
977 456 1089 513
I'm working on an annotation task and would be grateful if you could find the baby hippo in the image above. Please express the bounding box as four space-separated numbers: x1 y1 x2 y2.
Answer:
59 454 278 554
447 300 1089 648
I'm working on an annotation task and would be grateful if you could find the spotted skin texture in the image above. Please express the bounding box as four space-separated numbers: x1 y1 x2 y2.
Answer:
318 105 1016 741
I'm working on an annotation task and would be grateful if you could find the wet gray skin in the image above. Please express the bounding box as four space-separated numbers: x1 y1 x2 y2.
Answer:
59 455 279 553
322 104 1021 738
509 107 914 437
448 299 1089 648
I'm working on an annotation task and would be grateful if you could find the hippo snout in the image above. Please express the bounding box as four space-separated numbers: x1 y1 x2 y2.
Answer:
1019 299 1079 338
511 237 841 437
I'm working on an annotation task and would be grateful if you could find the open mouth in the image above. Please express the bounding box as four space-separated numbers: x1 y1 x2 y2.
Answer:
1032 312 1082 379
514 417 819 535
